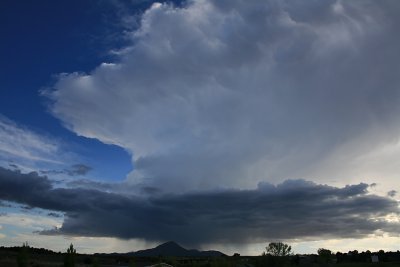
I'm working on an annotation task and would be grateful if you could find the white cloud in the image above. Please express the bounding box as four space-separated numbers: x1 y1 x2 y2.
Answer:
46 0 400 193
0 212 62 231
0 116 62 165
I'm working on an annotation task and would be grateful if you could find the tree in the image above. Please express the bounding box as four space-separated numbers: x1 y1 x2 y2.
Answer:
318 248 332 263
266 242 292 256
64 243 76 267
17 242 29 267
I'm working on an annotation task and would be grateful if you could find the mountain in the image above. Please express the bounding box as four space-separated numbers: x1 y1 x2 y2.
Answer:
128 241 225 257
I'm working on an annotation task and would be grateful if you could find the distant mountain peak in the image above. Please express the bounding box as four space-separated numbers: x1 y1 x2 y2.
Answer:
157 241 182 248
129 241 225 257
153 241 188 254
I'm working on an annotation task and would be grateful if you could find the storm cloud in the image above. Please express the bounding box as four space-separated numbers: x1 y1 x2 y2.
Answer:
0 167 399 246
44 0 400 192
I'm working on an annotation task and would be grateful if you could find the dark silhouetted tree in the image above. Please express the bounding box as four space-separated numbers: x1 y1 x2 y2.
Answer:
265 242 292 267
64 243 76 267
318 248 332 263
266 242 292 256
17 242 29 267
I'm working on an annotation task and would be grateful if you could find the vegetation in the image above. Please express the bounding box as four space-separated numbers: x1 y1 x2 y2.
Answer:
91 257 100 267
266 242 292 256
258 242 293 267
2 241 400 267
64 243 76 267
129 257 135 267
16 242 29 267
318 248 333 263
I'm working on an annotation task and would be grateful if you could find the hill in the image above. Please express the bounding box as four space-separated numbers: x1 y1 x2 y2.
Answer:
128 241 225 257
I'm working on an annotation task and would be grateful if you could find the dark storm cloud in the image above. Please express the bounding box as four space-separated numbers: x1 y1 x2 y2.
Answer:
388 190 397 197
0 167 399 246
47 212 63 218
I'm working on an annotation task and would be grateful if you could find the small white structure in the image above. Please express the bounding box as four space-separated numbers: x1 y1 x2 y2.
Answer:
371 255 379 263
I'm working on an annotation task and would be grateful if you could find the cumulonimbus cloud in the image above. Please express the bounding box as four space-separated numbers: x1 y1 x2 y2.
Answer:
0 167 399 246
44 0 400 192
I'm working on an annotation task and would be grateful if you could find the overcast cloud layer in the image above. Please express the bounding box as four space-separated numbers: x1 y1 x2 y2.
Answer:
45 0 400 192
1 167 399 246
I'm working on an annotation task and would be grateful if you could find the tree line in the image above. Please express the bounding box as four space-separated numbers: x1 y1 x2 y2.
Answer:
7 241 400 267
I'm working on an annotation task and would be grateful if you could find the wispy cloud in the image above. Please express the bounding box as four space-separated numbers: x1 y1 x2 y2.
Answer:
0 116 94 183
0 116 62 164
40 164 92 177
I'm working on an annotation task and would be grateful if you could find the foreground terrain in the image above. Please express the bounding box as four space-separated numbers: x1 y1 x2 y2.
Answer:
1 243 400 267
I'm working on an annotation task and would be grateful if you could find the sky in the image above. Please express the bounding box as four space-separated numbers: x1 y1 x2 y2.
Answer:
1 0 400 255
